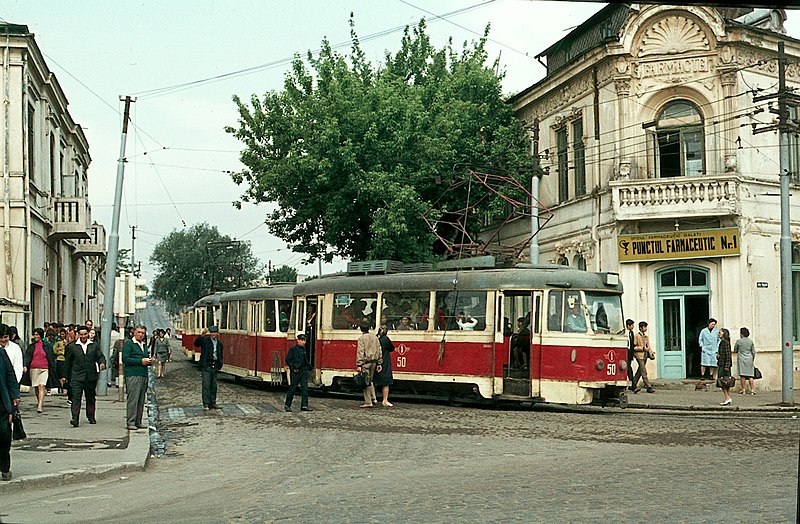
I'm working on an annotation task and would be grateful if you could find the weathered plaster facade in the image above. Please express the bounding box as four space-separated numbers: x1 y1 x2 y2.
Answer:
0 24 106 339
507 5 800 389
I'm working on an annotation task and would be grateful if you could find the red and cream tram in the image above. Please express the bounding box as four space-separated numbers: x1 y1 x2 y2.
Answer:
216 286 294 383
181 292 223 361
290 263 629 406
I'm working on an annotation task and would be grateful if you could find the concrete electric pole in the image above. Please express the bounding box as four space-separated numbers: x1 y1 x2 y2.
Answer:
98 96 134 397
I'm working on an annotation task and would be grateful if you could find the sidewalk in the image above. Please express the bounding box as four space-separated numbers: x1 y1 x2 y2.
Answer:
627 380 800 412
0 388 151 493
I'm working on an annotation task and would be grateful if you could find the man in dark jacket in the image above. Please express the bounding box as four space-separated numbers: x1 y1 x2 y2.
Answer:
0 341 20 481
122 325 154 430
284 334 312 412
63 325 106 427
196 325 223 410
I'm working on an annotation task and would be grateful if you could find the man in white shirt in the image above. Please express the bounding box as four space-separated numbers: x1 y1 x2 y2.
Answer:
0 324 23 384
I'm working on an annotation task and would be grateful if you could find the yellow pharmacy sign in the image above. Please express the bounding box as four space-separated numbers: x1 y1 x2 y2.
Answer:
617 228 740 263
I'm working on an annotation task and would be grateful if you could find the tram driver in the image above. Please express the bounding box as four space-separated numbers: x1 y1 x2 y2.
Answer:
565 294 587 333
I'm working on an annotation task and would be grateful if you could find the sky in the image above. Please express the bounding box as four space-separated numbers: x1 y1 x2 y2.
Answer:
1 1 798 282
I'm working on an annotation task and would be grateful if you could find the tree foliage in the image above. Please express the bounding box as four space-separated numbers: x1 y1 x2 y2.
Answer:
269 265 298 284
226 19 531 263
149 223 263 313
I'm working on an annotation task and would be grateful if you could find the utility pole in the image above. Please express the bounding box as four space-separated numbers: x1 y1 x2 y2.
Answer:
130 225 137 276
98 96 134 397
753 41 798 405
529 119 542 265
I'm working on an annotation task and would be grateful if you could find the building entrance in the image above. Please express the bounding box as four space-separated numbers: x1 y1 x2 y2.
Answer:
656 267 710 379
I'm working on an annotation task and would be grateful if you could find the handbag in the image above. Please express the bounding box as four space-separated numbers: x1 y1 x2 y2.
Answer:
352 371 370 389
12 408 26 440
716 375 735 389
753 367 762 380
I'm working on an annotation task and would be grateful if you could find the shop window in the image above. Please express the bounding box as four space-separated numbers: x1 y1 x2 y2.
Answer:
652 101 704 178
660 268 707 288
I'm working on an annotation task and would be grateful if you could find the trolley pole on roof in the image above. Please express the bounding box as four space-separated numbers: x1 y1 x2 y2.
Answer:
98 96 134 397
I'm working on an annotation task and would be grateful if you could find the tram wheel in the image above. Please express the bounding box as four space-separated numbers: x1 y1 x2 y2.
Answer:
618 392 628 409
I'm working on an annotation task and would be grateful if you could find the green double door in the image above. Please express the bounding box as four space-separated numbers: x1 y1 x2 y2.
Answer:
657 268 710 379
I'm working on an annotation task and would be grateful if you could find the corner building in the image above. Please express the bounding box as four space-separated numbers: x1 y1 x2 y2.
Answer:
506 6 800 389
0 24 106 338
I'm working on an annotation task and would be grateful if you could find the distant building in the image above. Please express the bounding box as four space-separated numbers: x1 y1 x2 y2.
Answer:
499 6 798 388
0 23 106 337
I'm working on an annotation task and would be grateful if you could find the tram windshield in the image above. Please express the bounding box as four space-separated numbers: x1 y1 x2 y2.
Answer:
585 293 624 334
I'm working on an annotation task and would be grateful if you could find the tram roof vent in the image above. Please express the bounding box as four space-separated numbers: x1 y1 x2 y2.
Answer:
436 256 496 271
347 259 405 275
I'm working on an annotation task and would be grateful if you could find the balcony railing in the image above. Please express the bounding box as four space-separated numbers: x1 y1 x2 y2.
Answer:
73 223 106 257
48 197 90 241
610 175 740 221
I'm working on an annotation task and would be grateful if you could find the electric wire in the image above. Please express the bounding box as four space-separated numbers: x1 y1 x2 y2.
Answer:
131 1 500 99
133 126 188 228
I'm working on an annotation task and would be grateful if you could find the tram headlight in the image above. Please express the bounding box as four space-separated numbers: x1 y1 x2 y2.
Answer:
596 360 605 371
619 360 628 371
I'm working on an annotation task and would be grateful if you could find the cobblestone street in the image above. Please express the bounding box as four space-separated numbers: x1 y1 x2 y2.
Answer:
2 352 798 523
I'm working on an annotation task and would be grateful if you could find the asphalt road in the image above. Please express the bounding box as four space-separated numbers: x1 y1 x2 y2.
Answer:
1 343 798 523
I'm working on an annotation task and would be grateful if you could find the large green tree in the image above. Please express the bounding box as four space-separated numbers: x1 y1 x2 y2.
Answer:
269 265 298 284
149 223 263 313
226 19 531 263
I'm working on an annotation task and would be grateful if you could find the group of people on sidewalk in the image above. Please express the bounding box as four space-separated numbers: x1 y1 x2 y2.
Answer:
697 319 758 406
626 316 758 406
0 319 175 482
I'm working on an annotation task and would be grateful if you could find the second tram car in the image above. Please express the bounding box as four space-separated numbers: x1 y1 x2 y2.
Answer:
216 285 294 382
181 292 223 361
289 264 629 406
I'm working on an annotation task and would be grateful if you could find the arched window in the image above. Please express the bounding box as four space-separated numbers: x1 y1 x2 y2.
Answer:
574 254 587 271
654 101 704 178
557 256 569 266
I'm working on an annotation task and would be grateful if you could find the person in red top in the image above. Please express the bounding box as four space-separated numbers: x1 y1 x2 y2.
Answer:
23 328 57 413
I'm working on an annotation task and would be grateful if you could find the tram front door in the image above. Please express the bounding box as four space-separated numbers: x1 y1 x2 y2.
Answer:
502 291 542 397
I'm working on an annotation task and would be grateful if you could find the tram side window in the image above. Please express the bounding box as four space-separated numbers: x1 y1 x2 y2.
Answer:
381 292 431 330
264 300 277 332
240 301 248 331
434 291 487 331
220 303 228 330
333 293 377 329
278 300 291 332
229 301 239 331
548 291 563 331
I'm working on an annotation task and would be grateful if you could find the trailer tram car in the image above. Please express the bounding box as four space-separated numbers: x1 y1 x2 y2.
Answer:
217 285 294 383
181 292 222 361
290 263 630 407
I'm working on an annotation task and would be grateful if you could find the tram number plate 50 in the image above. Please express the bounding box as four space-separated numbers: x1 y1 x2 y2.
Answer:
396 356 407 368
606 363 616 375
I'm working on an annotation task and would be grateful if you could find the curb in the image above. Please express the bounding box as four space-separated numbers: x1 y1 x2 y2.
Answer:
0 420 152 494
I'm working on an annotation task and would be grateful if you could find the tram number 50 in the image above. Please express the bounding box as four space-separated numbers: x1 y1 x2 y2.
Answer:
396 356 407 368
606 363 616 376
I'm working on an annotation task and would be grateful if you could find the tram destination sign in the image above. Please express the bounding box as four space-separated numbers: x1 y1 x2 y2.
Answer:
617 227 740 263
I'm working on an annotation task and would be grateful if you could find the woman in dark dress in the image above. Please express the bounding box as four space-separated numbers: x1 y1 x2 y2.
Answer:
718 328 733 406
373 326 395 407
